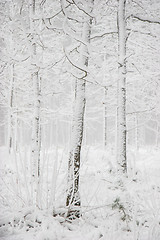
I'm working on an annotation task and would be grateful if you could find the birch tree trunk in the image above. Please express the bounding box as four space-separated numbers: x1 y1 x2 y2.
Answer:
8 63 15 154
66 4 93 219
7 3 15 154
103 89 108 148
135 113 139 152
102 54 108 148
156 122 159 148
117 0 127 174
30 0 41 207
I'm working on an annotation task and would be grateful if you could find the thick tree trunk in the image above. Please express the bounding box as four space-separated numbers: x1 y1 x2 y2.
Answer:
66 8 93 219
66 84 86 218
117 0 127 174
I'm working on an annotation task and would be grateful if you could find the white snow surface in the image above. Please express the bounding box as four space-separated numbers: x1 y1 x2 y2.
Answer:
0 146 160 240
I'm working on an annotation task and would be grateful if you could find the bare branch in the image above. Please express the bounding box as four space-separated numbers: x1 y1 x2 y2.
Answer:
72 0 94 19
69 71 110 90
0 63 8 75
131 14 160 25
90 31 118 40
42 18 63 32
127 107 155 115
127 28 157 38
42 56 66 70
64 47 87 78
45 3 71 21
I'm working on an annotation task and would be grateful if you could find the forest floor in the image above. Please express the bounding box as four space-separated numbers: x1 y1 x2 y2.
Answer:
0 145 160 240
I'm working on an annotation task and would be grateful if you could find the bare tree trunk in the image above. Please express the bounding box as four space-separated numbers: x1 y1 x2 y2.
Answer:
156 123 159 148
103 89 108 148
117 0 127 174
66 78 86 218
8 63 15 154
102 53 108 148
135 113 139 152
30 0 41 207
66 4 93 219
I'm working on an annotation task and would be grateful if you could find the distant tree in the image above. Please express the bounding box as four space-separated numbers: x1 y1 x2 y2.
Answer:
29 0 42 207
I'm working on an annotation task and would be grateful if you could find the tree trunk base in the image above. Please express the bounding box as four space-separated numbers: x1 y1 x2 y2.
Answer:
67 207 81 220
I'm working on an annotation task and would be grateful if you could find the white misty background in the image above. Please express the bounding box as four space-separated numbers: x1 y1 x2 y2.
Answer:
0 0 160 240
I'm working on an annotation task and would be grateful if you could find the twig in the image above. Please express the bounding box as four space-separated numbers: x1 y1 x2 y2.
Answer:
127 107 155 115
64 47 87 77
72 0 94 19
90 31 118 40
131 15 160 25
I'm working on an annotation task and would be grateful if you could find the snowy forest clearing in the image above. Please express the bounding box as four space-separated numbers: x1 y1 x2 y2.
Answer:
0 146 160 240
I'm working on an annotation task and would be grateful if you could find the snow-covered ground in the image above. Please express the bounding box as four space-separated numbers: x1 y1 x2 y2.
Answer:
0 146 160 240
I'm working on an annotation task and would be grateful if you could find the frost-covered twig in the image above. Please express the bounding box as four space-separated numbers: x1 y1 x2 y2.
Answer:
64 47 88 78
90 31 118 40
131 14 160 25
72 0 95 19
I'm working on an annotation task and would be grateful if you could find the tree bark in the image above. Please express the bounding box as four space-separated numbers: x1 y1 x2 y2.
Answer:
30 0 41 207
66 3 93 219
103 88 108 148
8 63 15 154
117 0 127 174
135 113 139 152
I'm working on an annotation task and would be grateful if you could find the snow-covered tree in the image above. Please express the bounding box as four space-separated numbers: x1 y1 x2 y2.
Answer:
117 0 127 174
61 0 94 218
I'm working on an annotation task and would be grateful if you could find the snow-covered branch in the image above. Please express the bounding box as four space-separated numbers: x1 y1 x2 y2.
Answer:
131 14 160 24
90 30 118 40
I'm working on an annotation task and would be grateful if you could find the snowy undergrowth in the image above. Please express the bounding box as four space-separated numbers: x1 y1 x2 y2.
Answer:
0 146 160 240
